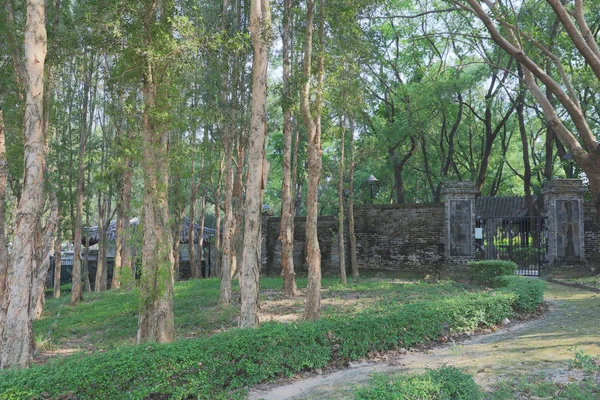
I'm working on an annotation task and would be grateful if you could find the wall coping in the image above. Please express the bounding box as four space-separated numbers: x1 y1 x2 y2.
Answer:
541 179 587 194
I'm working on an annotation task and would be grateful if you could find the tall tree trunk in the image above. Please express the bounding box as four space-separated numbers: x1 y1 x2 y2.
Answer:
517 66 535 216
279 0 300 296
348 117 358 277
137 4 175 344
239 0 272 328
337 115 346 284
32 193 58 320
83 208 91 293
0 110 8 310
301 0 325 321
71 54 93 305
53 217 62 297
95 193 107 292
113 195 124 289
120 163 133 284
213 156 224 278
220 138 235 304
232 138 245 278
189 140 197 279
0 0 47 368
198 194 206 277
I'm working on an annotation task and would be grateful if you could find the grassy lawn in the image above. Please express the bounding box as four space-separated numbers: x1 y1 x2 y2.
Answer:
34 277 474 355
562 274 600 290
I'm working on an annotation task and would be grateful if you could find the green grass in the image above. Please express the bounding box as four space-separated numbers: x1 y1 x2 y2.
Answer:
35 277 472 351
564 274 600 289
0 276 543 399
355 366 482 400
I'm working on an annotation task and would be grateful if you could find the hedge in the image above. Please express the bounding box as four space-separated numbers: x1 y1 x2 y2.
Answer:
497 275 546 313
0 282 544 399
468 260 517 286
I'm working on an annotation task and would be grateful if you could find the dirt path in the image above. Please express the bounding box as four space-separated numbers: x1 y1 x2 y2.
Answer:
247 282 600 400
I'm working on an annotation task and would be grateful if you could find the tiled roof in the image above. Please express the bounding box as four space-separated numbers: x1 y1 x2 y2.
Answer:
475 196 531 218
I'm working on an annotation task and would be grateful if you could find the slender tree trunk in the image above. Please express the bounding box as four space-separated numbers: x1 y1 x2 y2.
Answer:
279 0 300 296
198 194 206 277
95 193 106 292
517 66 535 215
0 0 47 368
113 196 123 289
83 211 91 293
348 117 358 277
53 217 62 297
213 156 224 278
239 0 272 328
337 117 346 284
232 139 245 278
220 138 235 304
301 0 325 321
189 143 197 279
32 193 58 320
137 5 175 342
0 110 8 310
120 163 133 283
71 54 93 305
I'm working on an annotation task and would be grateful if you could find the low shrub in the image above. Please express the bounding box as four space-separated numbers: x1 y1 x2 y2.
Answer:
355 366 482 400
468 260 517 286
0 283 543 399
496 275 546 313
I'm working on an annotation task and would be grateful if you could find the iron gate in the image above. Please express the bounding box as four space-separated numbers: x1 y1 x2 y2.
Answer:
475 216 547 276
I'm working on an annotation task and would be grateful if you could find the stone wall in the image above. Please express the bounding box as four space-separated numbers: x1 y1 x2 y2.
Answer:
353 204 445 274
584 203 600 271
263 215 345 276
262 203 446 276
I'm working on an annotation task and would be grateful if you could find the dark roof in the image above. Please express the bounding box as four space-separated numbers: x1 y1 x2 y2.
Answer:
83 216 215 246
475 196 531 219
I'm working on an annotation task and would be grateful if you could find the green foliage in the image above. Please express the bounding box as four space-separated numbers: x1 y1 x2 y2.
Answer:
355 366 482 400
490 351 600 400
468 260 517 286
1 280 541 399
496 276 546 313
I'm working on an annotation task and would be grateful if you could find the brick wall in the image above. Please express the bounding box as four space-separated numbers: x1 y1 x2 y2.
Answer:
584 203 600 268
262 203 446 276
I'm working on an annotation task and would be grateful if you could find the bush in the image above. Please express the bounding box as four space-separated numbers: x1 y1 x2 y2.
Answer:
355 366 482 400
0 283 543 399
496 275 545 313
468 260 517 286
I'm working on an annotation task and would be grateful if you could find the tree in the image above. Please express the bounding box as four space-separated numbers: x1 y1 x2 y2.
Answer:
279 0 300 297
0 0 47 368
239 0 272 328
452 0 600 214
301 0 326 320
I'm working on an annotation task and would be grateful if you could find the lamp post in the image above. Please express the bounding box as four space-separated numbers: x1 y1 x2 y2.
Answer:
366 174 378 203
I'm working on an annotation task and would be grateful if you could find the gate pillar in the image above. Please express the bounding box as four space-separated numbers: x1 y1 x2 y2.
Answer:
442 181 477 271
542 179 586 265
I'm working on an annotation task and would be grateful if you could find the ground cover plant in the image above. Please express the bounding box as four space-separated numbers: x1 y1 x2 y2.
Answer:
0 276 544 399
33 277 473 353
487 350 600 400
354 366 482 400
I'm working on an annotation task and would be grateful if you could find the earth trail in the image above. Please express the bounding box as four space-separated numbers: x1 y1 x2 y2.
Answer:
247 282 600 399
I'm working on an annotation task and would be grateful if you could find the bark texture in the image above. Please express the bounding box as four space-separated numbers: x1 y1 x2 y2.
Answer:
301 0 326 321
137 2 175 343
279 0 300 297
0 110 8 310
0 0 47 368
239 0 272 328
337 118 346 285
348 118 358 277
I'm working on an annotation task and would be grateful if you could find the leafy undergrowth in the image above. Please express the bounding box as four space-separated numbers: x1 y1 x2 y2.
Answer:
0 276 544 399
355 366 482 400
353 351 600 400
34 277 472 352
487 350 600 400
